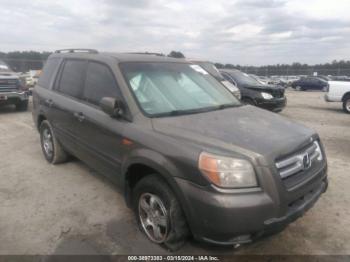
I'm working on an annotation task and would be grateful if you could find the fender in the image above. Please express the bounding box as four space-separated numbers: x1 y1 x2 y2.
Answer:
121 148 194 225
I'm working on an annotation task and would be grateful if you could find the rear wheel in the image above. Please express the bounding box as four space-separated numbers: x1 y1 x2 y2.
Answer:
295 85 303 91
133 175 189 251
343 96 350 114
16 100 28 111
40 120 68 164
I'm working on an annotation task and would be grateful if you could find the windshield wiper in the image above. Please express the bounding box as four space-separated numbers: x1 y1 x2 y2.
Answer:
154 106 218 117
152 104 240 118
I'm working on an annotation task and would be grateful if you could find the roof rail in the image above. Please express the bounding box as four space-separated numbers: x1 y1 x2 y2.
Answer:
54 49 98 54
127 52 165 57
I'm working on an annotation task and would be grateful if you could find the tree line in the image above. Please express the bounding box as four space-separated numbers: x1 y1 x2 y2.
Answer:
214 60 350 76
0 51 51 72
1 50 349 76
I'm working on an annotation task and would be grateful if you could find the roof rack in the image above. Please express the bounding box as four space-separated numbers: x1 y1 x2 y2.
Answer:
54 49 98 54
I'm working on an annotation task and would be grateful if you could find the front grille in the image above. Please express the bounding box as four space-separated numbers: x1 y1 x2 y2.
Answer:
275 141 323 181
0 79 19 92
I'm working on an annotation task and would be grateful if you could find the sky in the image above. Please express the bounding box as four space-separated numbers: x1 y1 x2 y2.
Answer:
0 0 349 65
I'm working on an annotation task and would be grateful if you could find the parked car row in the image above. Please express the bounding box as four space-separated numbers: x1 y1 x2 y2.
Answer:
291 76 329 91
31 49 328 250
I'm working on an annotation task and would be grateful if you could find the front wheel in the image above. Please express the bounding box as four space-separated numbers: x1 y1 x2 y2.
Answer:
295 85 303 91
133 175 189 251
243 98 256 106
343 96 350 114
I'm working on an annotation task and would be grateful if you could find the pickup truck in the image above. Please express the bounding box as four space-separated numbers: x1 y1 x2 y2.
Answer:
0 71 29 111
325 81 350 113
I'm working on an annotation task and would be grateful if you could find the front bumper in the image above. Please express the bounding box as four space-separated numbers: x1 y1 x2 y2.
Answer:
256 97 287 112
176 166 327 246
0 91 29 105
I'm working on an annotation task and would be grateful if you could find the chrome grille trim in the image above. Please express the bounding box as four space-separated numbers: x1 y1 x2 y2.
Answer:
276 141 322 179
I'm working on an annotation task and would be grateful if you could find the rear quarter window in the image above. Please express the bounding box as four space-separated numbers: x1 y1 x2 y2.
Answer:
38 58 61 88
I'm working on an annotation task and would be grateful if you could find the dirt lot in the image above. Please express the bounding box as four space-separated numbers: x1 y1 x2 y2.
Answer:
0 89 349 255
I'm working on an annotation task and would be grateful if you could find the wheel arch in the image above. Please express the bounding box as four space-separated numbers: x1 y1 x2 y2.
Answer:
36 113 47 131
121 149 193 225
342 92 350 101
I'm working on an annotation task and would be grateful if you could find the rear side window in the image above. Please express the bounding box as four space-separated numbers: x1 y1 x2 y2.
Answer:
38 58 61 88
83 62 121 105
58 60 86 98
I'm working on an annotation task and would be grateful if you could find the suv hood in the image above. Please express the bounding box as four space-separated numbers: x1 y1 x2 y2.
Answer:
152 105 315 164
242 84 283 91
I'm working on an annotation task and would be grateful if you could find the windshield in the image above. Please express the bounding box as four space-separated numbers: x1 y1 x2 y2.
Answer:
120 62 240 117
226 71 262 86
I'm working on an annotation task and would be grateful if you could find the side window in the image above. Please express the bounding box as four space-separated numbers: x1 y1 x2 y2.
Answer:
38 58 61 88
58 60 86 98
83 62 121 105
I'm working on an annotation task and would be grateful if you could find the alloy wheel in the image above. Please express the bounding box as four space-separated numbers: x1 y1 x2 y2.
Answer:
138 193 169 243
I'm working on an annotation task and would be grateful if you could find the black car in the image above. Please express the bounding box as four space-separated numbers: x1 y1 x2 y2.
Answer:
32 49 327 250
188 60 241 100
220 69 286 112
291 76 329 91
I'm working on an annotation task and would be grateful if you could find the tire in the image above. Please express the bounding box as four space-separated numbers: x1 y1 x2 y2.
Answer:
243 98 256 106
343 96 350 114
16 100 28 111
133 175 189 251
39 120 68 164
295 86 303 91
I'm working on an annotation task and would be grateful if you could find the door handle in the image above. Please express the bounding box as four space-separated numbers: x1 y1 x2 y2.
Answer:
73 112 85 122
45 99 54 107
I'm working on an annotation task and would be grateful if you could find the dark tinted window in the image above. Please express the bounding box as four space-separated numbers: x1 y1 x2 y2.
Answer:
38 58 61 88
58 60 86 98
83 62 121 105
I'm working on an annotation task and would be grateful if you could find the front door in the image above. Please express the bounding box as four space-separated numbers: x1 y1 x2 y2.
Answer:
71 61 127 184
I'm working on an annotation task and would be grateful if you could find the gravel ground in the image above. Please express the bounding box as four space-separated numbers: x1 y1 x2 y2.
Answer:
0 89 349 255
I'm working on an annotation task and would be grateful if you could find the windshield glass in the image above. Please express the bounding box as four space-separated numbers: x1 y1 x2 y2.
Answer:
226 71 262 86
120 62 240 117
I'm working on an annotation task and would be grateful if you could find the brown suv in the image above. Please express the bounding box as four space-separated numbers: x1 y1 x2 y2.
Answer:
32 49 328 250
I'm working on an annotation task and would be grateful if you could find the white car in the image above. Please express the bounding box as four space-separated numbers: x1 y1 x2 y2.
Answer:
325 81 350 113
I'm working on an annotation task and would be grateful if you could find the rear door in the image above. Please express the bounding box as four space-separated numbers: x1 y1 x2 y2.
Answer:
49 59 87 155
33 57 62 125
70 61 127 183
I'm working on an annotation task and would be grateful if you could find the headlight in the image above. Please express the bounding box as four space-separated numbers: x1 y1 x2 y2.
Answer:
198 152 258 188
261 92 273 100
314 141 323 161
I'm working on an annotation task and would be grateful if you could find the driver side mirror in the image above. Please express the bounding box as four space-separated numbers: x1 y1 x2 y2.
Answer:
100 97 125 118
